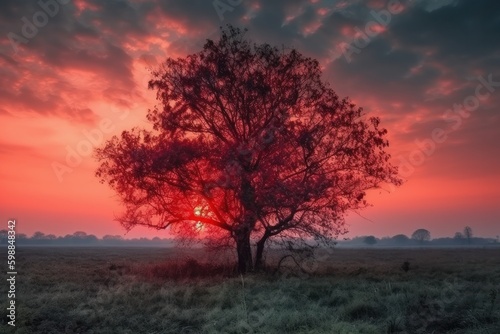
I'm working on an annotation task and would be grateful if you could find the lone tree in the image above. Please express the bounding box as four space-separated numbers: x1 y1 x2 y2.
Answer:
391 234 409 244
463 226 473 244
363 236 377 246
411 229 431 244
95 26 401 273
454 231 464 243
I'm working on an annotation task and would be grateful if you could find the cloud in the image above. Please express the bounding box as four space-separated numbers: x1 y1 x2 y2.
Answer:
1 0 498 149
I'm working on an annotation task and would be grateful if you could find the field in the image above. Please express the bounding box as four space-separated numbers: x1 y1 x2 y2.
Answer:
1 247 500 334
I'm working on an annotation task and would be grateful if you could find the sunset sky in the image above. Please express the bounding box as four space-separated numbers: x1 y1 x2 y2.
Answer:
0 0 499 239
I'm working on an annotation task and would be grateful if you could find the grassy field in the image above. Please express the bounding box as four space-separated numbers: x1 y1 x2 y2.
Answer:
1 246 499 333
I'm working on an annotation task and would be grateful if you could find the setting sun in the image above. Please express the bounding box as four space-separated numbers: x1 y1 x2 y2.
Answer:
194 207 204 231
194 207 202 216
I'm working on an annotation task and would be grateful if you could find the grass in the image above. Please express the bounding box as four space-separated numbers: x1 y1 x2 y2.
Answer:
1 247 499 333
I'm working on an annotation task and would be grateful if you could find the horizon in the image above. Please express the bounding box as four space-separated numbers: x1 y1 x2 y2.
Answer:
4 227 498 241
1 0 499 240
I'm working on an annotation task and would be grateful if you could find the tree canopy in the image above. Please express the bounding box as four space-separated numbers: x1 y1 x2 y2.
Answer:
392 234 410 244
363 236 378 245
95 26 401 273
463 226 473 244
411 229 431 244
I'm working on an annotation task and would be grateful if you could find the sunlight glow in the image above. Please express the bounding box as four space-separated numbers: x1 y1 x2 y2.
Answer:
194 206 204 231
194 207 202 216
195 221 204 230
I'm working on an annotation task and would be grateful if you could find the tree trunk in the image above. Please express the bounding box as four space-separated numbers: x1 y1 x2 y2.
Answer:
236 175 256 274
236 231 253 274
254 232 270 270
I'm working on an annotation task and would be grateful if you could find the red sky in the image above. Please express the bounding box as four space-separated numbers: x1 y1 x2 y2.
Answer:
1 0 499 239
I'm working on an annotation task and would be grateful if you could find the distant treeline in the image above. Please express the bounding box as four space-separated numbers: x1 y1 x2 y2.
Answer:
0 230 498 247
0 231 175 246
340 234 499 247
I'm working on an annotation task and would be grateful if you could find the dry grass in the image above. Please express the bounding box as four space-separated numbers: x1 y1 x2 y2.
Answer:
1 247 499 333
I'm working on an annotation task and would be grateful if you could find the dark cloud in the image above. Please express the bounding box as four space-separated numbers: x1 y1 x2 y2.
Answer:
392 0 500 63
0 0 498 142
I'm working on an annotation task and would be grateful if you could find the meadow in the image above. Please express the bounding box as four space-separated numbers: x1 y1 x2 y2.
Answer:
1 246 499 333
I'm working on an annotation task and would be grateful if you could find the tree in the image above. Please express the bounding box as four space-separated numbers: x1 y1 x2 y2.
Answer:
103 235 124 241
0 229 7 244
411 229 431 244
16 233 28 241
363 236 377 245
391 234 409 244
17 233 27 240
463 226 473 244
454 232 464 243
32 231 46 239
72 231 88 238
95 26 401 273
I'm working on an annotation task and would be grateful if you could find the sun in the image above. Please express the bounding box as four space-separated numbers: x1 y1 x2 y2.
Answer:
194 207 202 216
194 206 204 231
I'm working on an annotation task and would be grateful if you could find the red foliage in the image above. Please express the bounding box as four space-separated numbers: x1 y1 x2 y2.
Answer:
95 26 401 272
